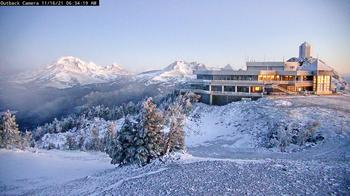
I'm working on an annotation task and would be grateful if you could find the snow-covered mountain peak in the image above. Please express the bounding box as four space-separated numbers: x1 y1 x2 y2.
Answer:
164 60 206 73
56 56 84 65
16 56 132 89
222 64 234 70
139 60 207 83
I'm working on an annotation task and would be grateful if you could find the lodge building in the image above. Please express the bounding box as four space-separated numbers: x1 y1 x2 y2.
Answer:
185 42 333 105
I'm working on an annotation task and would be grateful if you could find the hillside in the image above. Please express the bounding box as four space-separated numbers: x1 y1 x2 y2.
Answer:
0 96 349 195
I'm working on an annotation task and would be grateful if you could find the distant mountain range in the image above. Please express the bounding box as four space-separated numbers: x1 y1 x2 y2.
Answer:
15 57 208 89
15 56 131 89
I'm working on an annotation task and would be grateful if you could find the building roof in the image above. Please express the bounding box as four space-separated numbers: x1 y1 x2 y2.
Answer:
299 58 333 72
195 70 260 75
246 61 284 66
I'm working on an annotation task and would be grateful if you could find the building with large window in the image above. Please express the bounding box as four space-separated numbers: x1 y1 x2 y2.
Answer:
185 42 333 105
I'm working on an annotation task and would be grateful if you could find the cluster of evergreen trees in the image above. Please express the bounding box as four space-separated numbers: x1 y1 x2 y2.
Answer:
107 92 199 166
33 102 141 141
78 102 141 121
0 110 33 150
1 91 199 167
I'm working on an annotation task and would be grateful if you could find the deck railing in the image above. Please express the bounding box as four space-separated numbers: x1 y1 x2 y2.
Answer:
189 79 312 86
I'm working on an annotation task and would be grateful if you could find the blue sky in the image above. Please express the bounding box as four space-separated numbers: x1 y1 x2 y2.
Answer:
0 0 350 73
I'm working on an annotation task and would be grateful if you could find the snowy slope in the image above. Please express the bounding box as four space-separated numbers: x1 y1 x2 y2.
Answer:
0 149 113 195
1 149 348 195
16 56 132 89
137 60 207 83
1 96 349 195
36 96 350 156
185 96 350 156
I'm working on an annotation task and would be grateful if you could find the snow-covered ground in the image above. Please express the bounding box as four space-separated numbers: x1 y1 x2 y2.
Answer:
1 96 349 195
0 149 114 195
185 95 350 159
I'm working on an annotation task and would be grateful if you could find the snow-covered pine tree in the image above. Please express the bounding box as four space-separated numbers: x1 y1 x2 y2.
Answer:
108 98 165 166
104 122 116 155
1 110 21 149
163 93 199 154
164 105 185 154
66 134 78 150
53 118 62 133
0 118 3 147
138 98 165 163
90 126 101 151
126 101 136 114
20 130 33 150
178 92 200 115
109 117 138 165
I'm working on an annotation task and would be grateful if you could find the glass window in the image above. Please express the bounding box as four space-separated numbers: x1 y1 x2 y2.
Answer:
224 86 235 92
211 85 222 92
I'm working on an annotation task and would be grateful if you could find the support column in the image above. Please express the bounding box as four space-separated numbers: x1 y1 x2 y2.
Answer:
294 74 297 92
248 86 251 94
209 94 213 105
222 85 224 93
235 86 237 93
262 86 265 97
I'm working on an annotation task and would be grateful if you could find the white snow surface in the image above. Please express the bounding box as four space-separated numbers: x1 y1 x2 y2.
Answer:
0 149 113 194
1 96 350 195
185 96 350 158
16 56 132 89
137 60 207 84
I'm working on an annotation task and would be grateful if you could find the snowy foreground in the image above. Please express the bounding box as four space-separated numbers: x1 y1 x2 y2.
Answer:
1 96 350 195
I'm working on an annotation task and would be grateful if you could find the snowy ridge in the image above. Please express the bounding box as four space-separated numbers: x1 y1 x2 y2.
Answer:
16 56 132 89
137 60 207 83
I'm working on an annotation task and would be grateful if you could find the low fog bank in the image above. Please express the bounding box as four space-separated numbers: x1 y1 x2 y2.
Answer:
0 80 175 130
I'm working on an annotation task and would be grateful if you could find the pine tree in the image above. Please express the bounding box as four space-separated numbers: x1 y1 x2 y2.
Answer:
109 117 138 165
90 126 101 151
20 131 33 150
108 98 165 166
126 101 136 115
66 134 77 150
0 118 3 147
138 98 165 162
1 110 21 149
164 105 186 154
162 93 196 154
104 122 116 154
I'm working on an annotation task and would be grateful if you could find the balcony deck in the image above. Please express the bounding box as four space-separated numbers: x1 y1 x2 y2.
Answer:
189 79 313 86
181 89 263 97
